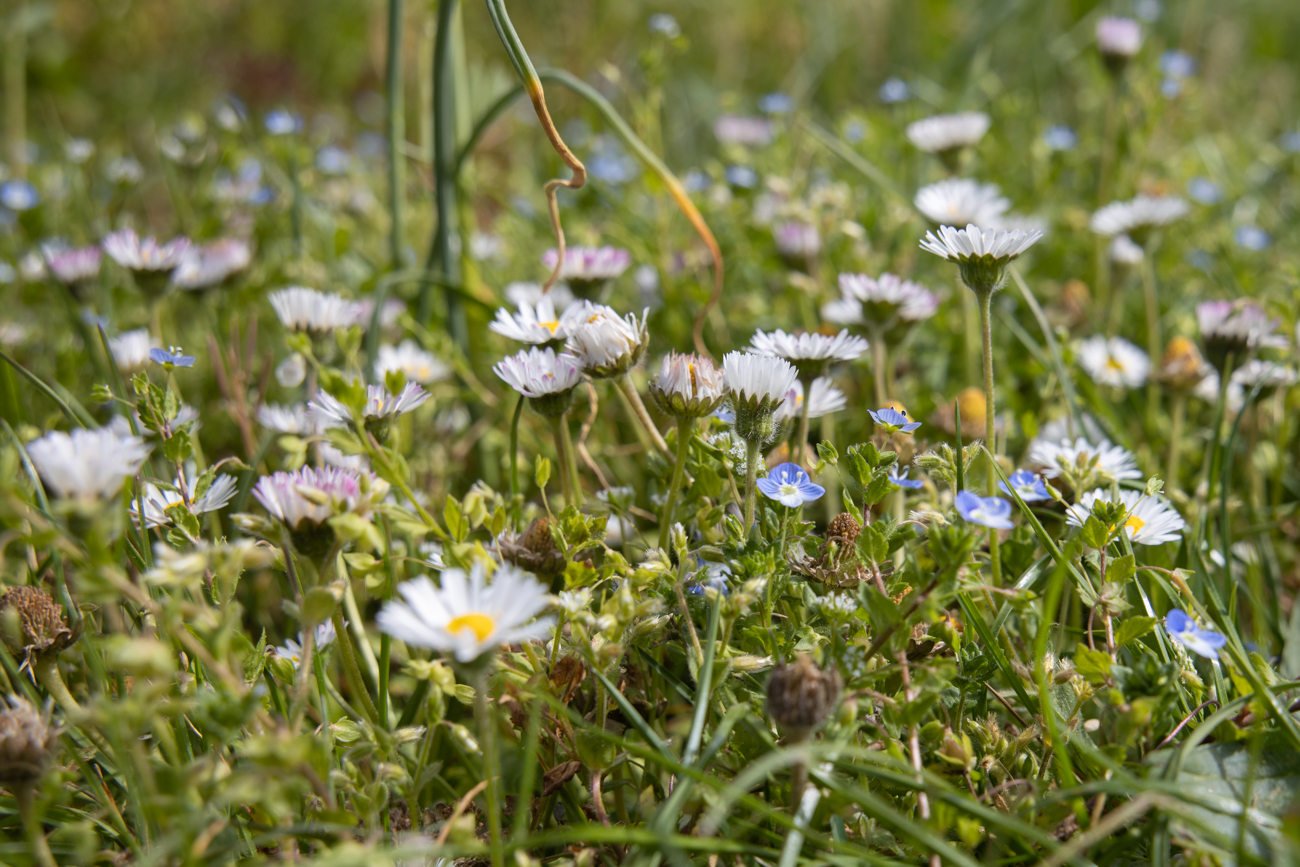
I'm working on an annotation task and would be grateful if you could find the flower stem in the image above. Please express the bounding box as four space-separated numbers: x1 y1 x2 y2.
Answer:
385 0 406 270
1168 390 1187 496
332 610 381 725
658 418 694 550
1141 250 1162 432
17 784 56 867
743 438 761 534
976 288 1002 587
794 376 813 468
870 328 889 405
618 374 670 456
548 415 575 508
559 413 583 507
474 669 506 867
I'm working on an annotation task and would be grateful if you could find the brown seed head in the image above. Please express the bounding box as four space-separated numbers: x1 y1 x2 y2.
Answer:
766 654 842 736
827 512 862 545
499 517 567 580
0 585 78 658
0 696 59 784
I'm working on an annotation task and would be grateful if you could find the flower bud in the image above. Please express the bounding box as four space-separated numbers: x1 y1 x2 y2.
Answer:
765 654 841 738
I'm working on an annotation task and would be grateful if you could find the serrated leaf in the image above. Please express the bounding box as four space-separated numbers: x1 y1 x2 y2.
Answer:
244 630 268 685
163 429 193 464
1080 516 1110 549
1073 646 1112 685
1114 616 1157 648
1106 553 1136 584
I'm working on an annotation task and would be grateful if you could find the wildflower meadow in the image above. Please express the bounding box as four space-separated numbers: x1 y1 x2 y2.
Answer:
3 0 1300 864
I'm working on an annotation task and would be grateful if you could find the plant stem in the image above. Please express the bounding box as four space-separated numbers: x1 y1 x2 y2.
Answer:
870 327 889 405
425 0 467 347
743 438 761 534
4 0 26 178
963 290 981 388
1141 250 1162 432
548 414 577 508
977 288 1002 587
1168 390 1187 496
17 783 55 867
617 374 669 455
658 418 694 550
474 669 506 867
509 394 524 529
385 0 406 270
331 610 380 724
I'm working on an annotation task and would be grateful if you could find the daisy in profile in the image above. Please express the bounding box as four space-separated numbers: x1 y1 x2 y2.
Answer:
273 621 339 669
1028 436 1141 489
1096 16 1143 74
1090 195 1189 244
376 563 555 664
493 346 584 416
541 246 631 298
504 281 575 310
252 465 385 561
1077 335 1150 389
171 238 252 291
310 383 429 442
375 340 450 385
564 305 650 379
108 328 156 374
27 426 151 503
749 328 868 379
1231 359 1298 391
130 472 237 530
256 402 327 435
906 112 991 170
42 244 102 299
268 287 359 338
1197 299 1283 370
914 178 1010 228
648 352 727 420
773 378 846 424
723 352 798 529
102 229 192 300
1066 488 1186 546
920 224 1043 293
489 295 587 345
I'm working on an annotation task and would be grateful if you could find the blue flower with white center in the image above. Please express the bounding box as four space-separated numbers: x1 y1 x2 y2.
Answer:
758 93 793 115
0 180 39 212
1164 608 1227 660
1186 177 1222 205
1000 469 1051 502
1234 226 1271 251
955 491 1014 530
889 466 924 490
1042 125 1078 152
150 346 196 369
264 109 302 136
878 77 910 104
757 462 825 507
869 407 922 434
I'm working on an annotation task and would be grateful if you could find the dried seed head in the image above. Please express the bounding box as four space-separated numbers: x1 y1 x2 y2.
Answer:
826 512 862 546
498 517 567 581
766 654 841 736
0 696 59 784
0 585 78 658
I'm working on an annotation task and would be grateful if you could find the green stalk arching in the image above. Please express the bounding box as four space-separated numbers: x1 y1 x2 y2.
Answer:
617 374 670 455
385 0 406 270
331 609 380 725
977 288 1002 587
659 418 694 550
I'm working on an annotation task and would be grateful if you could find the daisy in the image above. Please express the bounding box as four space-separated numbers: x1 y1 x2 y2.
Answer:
541 246 631 296
564 305 649 378
648 352 727 419
1231 359 1298 391
253 465 378 529
757 462 825 507
773 378 846 423
489 295 587 344
914 178 1010 228
905 112 991 155
350 297 407 330
1164 609 1226 660
310 383 429 439
1066 488 1186 546
1192 370 1245 412
504 281 575 311
42 244 102 291
1090 195 1189 240
256 402 327 435
1197 300 1283 369
722 351 797 415
273 621 339 669
130 472 237 529
1110 234 1145 266
171 238 251 290
376 563 555 664
108 328 156 374
749 329 868 373
920 224 1042 293
493 346 584 400
773 221 821 267
1096 16 1143 70
1077 335 1150 389
102 229 192 286
831 272 939 327
268 287 360 337
1028 437 1141 487
27 426 151 501
375 340 450 385
955 492 1014 529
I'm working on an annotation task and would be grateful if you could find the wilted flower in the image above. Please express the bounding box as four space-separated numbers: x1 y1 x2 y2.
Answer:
130 473 237 529
564 305 649 378
541 246 631 297
498 516 567 581
920 224 1043 293
648 352 727 419
0 586 79 660
269 287 359 337
108 328 156 374
377 563 555 664
1067 489 1186 546
171 238 251 290
955 491 1014 530
1077 335 1150 389
905 112 991 157
749 329 868 378
375 340 450 385
27 426 151 502
1164 609 1226 660
0 697 59 784
914 178 1010 228
757 462 825 507
766 654 841 736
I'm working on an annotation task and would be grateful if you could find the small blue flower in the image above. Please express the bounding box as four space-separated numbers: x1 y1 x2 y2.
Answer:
1000 469 1051 502
264 109 302 136
1165 608 1227 660
1186 177 1222 205
1234 226 1271 251
878 77 911 104
648 13 680 38
1161 78 1183 99
757 462 825 507
683 169 711 192
1185 249 1214 273
686 560 731 596
889 466 924 490
150 346 196 369
844 120 866 143
1280 131 1300 154
758 93 793 115
315 145 352 175
869 407 922 434
1042 125 1078 152
0 180 40 212
955 491 1014 530
1160 50 1196 79
713 406 736 424
725 165 758 189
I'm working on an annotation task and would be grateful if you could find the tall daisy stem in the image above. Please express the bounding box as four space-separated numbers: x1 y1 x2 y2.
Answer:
1141 251 1162 431
658 418 694 550
617 375 670 455
17 784 56 867
1168 390 1187 496
743 438 761 534
977 288 1002 587
474 669 506 867
870 329 889 405
548 414 582 508
794 375 814 468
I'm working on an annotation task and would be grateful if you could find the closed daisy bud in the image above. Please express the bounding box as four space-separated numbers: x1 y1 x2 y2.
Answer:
647 352 726 419
765 654 841 737
0 586 80 660
0 697 59 784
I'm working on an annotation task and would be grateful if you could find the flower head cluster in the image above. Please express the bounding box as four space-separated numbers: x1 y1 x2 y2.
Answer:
494 346 584 417
955 492 1014 529
749 328 867 378
757 463 825 507
827 272 939 328
130 473 237 529
1077 335 1150 389
542 246 631 295
490 295 587 345
722 351 797 443
172 238 252 290
648 352 727 419
1090 195 1189 241
377 563 555 664
1066 489 1186 546
27 426 151 502
905 112 991 155
914 178 1010 228
564 305 649 378
375 340 450 385
920 224 1043 293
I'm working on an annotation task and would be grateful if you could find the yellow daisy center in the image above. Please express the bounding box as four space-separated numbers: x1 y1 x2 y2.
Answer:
1106 356 1124 371
1124 515 1146 535
540 320 561 334
447 613 496 642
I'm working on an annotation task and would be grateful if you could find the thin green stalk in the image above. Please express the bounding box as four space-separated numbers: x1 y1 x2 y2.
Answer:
4 0 25 178
331 610 380 724
423 0 467 347
743 438 761 534
617 374 669 455
963 290 981 388
17 784 56 867
977 289 1002 587
658 418 694 549
548 414 577 508
385 0 406 270
475 669 506 867
793 375 814 467
509 393 524 528
1141 251 1162 431
870 327 889 405
1168 390 1187 496
0 347 92 427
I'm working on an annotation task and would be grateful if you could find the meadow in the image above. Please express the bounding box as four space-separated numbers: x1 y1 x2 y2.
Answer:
2 0 1300 864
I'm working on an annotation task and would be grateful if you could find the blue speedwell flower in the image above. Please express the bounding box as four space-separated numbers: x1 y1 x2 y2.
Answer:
757 462 825 507
1042 125 1078 152
869 407 922 434
1000 469 1051 502
150 346 196 369
889 466 924 490
955 491 1014 529
758 93 793 115
0 180 39 212
1165 608 1226 660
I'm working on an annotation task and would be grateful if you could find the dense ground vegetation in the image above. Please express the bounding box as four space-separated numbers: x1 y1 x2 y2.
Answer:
3 0 1300 864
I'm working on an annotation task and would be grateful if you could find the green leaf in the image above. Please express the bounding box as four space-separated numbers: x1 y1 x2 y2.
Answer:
535 456 551 490
163 428 193 463
862 470 893 508
1079 516 1110 550
1073 646 1112 685
244 631 269 685
1106 554 1136 585
856 523 890 567
444 495 466 543
816 440 838 465
1114 616 1158 648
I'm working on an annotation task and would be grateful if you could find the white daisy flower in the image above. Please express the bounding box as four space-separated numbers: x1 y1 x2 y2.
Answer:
256 403 327 435
905 112 991 154
252 465 379 530
504 281 575 311
914 178 1010 227
648 352 726 419
375 340 450 385
1090 195 1189 238
27 426 151 501
773 221 822 262
101 229 192 274
774 377 847 423
714 115 774 147
1028 437 1141 484
1231 359 1298 391
564 305 649 378
43 245 103 287
171 238 252 290
831 273 939 325
920 223 1043 263
489 296 588 344
108 328 156 374
376 563 556 663
1109 234 1145 265
1192 369 1245 412
1066 488 1185 546
130 472 237 529
1096 16 1143 60
541 246 631 288
268 287 360 336
1197 300 1283 357
722 351 798 407
493 346 584 399
1077 335 1150 389
309 383 429 426
273 621 339 669
749 329 868 365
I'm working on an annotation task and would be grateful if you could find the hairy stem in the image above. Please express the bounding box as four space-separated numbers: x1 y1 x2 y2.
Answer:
658 418 694 550
870 327 889 405
794 376 813 468
385 0 406 269
977 288 1002 587
618 374 669 455
743 438 761 534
